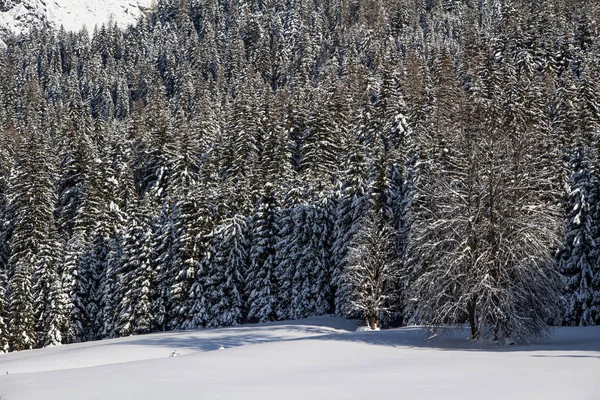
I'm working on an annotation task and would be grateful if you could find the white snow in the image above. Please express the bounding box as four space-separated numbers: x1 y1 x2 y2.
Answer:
46 0 156 32
0 0 46 36
0 0 156 37
355 325 380 332
0 317 599 400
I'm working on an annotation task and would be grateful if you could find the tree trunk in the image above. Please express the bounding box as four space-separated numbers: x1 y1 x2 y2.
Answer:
467 297 478 341
371 314 379 330
366 313 379 330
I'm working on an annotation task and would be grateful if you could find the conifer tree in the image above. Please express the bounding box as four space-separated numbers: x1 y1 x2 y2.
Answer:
246 183 280 322
168 190 213 330
32 228 66 347
6 81 60 350
287 201 334 319
0 124 14 352
67 156 115 341
331 144 370 316
300 83 345 189
202 215 249 327
100 233 125 337
559 149 600 326
116 201 156 336
152 205 177 331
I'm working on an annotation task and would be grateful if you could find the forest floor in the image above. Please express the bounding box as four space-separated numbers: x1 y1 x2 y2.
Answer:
0 316 599 399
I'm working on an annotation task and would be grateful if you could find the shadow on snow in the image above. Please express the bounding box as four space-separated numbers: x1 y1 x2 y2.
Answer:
109 319 600 355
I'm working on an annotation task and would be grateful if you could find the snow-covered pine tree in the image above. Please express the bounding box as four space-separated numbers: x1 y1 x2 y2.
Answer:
116 200 156 336
591 203 600 326
139 83 177 201
0 123 14 352
61 224 88 343
69 153 118 341
258 97 294 194
32 227 66 348
273 205 296 320
559 149 599 326
369 153 410 326
300 82 346 191
0 226 8 351
203 215 249 327
6 81 60 350
169 107 202 194
100 232 125 337
55 100 95 244
0 261 7 352
286 200 334 319
383 158 413 326
221 73 263 213
331 143 370 316
558 58 600 327
168 190 213 330
56 102 97 344
246 183 280 322
146 105 205 330
97 127 135 338
152 205 177 331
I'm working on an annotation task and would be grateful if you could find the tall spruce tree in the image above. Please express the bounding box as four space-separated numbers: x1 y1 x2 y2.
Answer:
246 183 280 322
559 149 600 326
202 215 249 327
6 81 61 350
116 200 156 336
32 227 66 347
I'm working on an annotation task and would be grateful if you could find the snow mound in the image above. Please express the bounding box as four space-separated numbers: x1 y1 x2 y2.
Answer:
1 321 599 400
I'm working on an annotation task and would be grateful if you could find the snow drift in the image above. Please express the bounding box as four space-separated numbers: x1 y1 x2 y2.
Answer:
1 317 598 400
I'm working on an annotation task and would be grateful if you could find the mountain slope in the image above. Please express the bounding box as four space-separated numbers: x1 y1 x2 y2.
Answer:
0 0 155 37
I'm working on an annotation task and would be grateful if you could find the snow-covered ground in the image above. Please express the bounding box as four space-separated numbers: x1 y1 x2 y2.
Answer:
0 0 155 37
45 0 155 32
1 317 599 400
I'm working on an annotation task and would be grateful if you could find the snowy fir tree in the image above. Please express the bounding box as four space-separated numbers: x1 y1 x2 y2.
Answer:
246 183 280 322
287 200 334 319
32 227 66 348
331 144 370 316
201 215 249 327
5 82 60 350
559 149 600 326
115 200 156 336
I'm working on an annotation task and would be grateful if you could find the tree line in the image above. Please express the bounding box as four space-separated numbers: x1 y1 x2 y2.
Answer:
0 0 599 352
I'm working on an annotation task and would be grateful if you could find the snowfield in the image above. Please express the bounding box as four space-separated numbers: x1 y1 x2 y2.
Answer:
0 317 599 400
0 0 155 36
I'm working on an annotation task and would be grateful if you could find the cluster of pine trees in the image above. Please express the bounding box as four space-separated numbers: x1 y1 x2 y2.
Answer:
0 0 599 352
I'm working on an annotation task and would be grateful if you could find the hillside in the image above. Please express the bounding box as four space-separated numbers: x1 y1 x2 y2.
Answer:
1 318 599 400
0 0 154 37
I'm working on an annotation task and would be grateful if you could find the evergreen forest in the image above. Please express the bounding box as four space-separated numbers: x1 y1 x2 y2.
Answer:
0 0 599 352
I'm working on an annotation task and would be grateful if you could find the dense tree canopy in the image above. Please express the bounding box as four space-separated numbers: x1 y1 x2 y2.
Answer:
0 0 599 350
